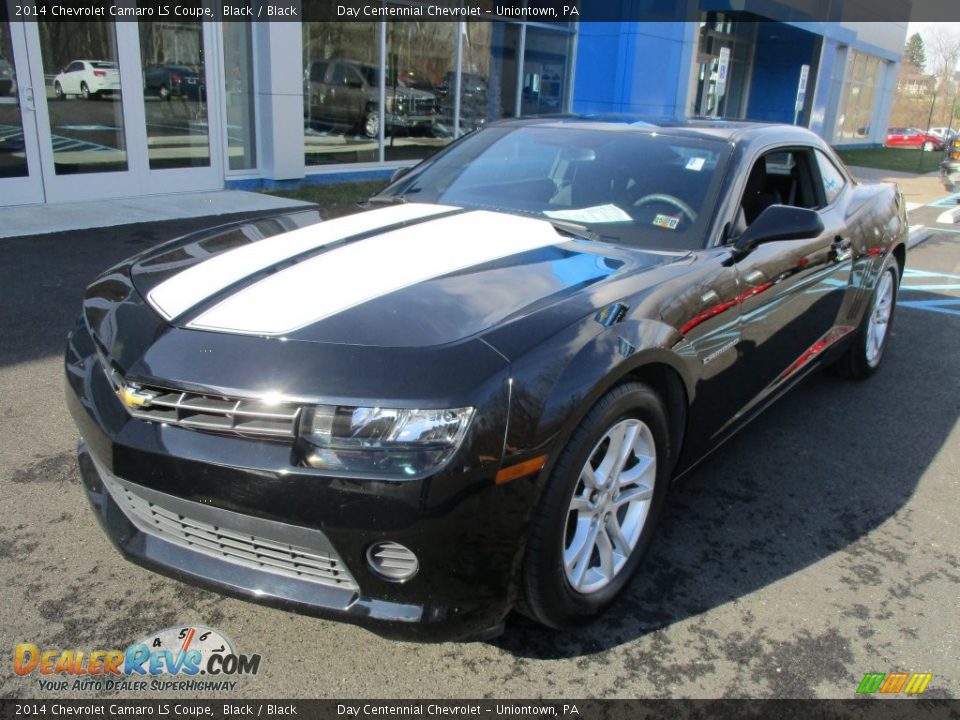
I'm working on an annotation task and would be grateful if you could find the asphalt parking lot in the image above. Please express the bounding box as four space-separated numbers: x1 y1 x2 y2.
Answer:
0 204 958 700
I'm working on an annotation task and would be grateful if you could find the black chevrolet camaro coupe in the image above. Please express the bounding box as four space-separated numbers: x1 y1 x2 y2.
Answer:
66 117 906 641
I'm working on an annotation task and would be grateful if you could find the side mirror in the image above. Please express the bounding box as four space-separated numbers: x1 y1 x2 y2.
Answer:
734 205 824 254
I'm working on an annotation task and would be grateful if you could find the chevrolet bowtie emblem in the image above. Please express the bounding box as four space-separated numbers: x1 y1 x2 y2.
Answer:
118 384 156 408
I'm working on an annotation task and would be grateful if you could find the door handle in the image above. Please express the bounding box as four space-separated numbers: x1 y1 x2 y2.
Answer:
830 236 852 263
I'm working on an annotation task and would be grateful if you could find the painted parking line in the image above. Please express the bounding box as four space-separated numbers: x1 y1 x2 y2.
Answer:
927 192 960 209
898 268 960 316
898 299 960 317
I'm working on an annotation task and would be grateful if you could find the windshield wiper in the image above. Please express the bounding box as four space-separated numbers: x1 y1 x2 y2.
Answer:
546 219 600 243
363 195 407 206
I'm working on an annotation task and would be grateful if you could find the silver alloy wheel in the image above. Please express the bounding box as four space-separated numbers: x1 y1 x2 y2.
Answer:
922 141 934 152
563 418 656 594
866 269 895 366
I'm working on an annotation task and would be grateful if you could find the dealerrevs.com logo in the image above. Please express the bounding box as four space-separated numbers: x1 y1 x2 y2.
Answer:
14 625 261 692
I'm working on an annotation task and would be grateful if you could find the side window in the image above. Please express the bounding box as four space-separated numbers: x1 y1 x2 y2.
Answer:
738 148 820 229
331 63 349 86
815 150 847 205
67 62 83 72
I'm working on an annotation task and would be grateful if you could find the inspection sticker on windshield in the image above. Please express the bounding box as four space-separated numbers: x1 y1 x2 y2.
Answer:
544 204 633 224
685 156 706 171
653 213 680 230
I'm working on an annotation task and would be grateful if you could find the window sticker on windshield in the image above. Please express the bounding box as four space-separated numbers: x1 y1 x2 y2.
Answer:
544 204 633 224
685 157 706 171
653 213 680 230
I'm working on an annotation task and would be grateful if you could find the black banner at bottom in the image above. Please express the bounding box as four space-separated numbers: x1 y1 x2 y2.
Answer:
1 700 958 720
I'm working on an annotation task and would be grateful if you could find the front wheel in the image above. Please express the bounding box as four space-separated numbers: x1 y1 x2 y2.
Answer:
53 81 64 99
362 109 380 138
80 82 91 100
832 256 899 380
520 382 671 628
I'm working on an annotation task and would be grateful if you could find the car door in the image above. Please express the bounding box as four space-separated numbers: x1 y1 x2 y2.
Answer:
63 61 83 94
728 146 853 419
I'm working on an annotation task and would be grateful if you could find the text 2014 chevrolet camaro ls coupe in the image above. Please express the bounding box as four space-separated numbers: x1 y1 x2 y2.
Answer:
66 118 906 641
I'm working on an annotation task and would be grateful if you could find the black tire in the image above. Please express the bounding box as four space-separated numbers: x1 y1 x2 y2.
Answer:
54 81 64 100
832 256 900 380
159 85 171 100
80 82 90 100
520 381 671 628
922 140 934 152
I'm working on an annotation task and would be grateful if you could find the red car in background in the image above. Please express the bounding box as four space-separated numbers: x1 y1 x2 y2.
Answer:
886 127 944 151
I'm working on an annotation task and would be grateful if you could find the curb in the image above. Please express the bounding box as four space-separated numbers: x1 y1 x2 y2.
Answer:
935 205 960 225
908 225 936 249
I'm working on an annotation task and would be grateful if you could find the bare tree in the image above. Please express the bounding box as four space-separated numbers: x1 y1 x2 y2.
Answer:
925 27 960 92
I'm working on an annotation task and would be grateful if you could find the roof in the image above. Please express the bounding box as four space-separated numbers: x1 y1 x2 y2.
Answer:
492 114 823 145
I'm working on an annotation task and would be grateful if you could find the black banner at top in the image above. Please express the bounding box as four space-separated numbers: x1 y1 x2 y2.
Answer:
6 0 960 23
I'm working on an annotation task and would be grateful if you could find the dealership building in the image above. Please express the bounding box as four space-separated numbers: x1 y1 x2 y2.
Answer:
0 3 907 208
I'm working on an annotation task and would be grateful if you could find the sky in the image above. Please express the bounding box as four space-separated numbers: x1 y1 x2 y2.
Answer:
906 22 960 71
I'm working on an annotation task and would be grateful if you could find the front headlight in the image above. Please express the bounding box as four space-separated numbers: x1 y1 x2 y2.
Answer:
299 405 475 477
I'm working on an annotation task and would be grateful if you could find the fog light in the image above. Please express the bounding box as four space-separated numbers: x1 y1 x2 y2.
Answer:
366 541 419 582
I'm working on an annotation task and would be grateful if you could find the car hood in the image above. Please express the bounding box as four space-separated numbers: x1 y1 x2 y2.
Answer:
127 204 678 349
84 205 682 399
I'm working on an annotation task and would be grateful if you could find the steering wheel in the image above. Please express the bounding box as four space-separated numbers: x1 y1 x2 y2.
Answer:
633 193 697 223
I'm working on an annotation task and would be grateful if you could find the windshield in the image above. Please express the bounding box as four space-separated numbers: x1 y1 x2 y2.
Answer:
376 125 730 249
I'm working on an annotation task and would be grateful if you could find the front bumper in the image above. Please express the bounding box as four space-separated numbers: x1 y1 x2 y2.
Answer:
66 318 534 642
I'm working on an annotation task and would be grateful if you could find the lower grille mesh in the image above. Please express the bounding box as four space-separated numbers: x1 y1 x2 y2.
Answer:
100 470 358 592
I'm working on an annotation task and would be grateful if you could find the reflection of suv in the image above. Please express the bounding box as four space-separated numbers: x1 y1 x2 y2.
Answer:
305 59 436 138
436 71 488 132
0 55 13 96
940 135 960 192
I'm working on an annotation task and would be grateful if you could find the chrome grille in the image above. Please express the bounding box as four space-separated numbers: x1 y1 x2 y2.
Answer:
98 354 301 439
99 467 359 592
127 388 301 439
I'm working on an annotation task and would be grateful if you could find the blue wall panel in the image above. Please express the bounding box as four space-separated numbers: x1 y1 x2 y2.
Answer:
745 24 817 124
573 22 692 116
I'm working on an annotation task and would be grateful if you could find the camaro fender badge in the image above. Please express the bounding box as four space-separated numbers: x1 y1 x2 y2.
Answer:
701 337 740 365
118 384 156 409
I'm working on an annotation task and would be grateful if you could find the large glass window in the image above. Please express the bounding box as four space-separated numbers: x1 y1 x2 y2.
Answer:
521 27 571 116
694 14 756 119
302 22 379 165
835 50 883 143
300 17 573 171
38 21 127 174
384 21 455 162
139 20 210 169
462 23 519 126
0 10 26 178
223 21 256 171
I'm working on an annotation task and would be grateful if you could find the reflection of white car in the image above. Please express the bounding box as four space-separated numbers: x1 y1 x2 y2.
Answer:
53 60 120 99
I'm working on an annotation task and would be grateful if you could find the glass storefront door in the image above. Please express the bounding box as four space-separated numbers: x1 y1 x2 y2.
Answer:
2 16 222 206
0 9 44 205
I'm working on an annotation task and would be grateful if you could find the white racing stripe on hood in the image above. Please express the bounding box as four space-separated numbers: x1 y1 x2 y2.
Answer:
187 210 565 336
147 203 455 320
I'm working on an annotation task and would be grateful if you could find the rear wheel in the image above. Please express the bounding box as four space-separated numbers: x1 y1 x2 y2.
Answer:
922 140 935 152
832 256 899 380
521 382 671 628
80 82 90 100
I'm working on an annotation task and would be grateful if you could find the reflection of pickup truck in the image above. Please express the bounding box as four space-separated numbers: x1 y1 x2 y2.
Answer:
305 59 436 138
